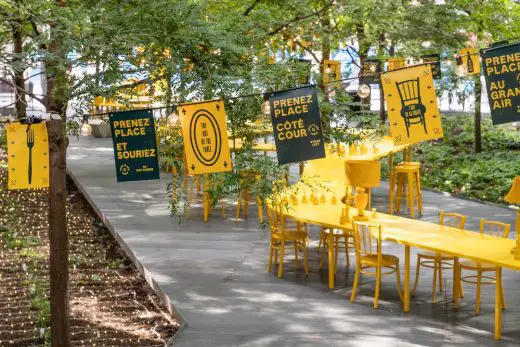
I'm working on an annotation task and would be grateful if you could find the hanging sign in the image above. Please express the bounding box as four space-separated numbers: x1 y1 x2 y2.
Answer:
179 100 232 174
482 42 520 125
269 86 326 164
323 60 341 84
387 58 406 71
361 59 381 84
7 122 49 190
382 64 443 146
421 54 442 79
458 48 480 75
109 110 160 182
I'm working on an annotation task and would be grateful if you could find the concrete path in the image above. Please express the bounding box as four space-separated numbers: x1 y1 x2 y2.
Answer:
67 136 519 347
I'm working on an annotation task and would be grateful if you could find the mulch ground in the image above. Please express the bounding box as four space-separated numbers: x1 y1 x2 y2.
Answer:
0 165 179 346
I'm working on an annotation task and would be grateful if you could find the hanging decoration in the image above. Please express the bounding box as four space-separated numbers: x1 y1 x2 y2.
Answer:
7 122 49 190
387 58 406 71
361 59 381 84
322 60 341 84
179 100 232 174
421 54 442 79
109 110 160 182
458 47 480 75
455 55 469 77
382 64 443 146
481 42 520 125
268 86 325 164
357 84 371 98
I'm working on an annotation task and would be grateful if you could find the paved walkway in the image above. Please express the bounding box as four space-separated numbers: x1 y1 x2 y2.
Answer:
67 136 519 347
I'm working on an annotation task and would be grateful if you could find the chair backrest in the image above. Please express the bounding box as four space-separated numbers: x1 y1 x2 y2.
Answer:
396 78 421 106
479 219 510 238
353 221 383 263
265 199 283 236
439 210 466 229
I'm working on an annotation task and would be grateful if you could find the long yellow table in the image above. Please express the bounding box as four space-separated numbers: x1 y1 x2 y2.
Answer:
281 200 518 340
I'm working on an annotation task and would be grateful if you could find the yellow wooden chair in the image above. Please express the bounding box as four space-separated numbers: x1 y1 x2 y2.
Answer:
235 170 263 223
266 202 309 279
412 211 467 301
350 221 403 309
458 219 510 315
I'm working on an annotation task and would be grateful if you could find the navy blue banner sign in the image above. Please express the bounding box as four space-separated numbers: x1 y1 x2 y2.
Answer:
269 86 326 165
482 42 520 125
109 110 160 182
361 59 381 84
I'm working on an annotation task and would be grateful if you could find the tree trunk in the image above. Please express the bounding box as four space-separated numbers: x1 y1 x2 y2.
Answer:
320 5 331 139
356 23 370 109
12 18 26 119
47 119 70 347
473 75 482 153
377 31 386 123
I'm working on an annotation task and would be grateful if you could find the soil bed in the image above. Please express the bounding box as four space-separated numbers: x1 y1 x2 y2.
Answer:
0 167 179 346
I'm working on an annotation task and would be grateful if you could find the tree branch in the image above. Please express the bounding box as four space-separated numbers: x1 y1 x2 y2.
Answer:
267 1 335 36
243 0 261 16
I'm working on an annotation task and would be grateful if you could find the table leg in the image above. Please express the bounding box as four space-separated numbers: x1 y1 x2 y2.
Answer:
453 257 459 307
388 154 394 214
495 267 502 340
328 230 335 289
404 245 410 313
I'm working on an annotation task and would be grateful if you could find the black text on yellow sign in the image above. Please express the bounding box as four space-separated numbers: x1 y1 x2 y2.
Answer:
269 86 325 165
482 42 520 125
322 60 341 84
458 48 480 75
179 100 232 175
109 110 160 182
382 64 443 146
7 122 49 190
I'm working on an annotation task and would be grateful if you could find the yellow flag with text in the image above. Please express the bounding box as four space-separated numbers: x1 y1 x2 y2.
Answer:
382 64 443 146
458 47 480 75
387 57 406 71
179 100 232 175
7 122 49 190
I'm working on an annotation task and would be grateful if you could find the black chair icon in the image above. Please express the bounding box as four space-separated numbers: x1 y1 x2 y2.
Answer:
396 78 427 138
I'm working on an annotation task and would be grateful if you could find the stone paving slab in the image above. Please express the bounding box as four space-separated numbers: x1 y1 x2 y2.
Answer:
67 136 519 346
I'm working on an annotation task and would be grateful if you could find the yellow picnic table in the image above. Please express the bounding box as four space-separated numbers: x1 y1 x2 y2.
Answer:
281 198 518 340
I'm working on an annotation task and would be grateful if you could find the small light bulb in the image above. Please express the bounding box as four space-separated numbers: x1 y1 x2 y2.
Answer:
80 123 92 136
261 100 271 115
370 64 377 72
455 63 468 77
167 112 179 126
357 84 371 98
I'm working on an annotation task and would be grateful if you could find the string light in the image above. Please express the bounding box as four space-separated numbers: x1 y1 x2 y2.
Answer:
455 55 468 77
357 84 371 99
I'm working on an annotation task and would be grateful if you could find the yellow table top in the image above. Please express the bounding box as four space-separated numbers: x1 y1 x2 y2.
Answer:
282 199 520 271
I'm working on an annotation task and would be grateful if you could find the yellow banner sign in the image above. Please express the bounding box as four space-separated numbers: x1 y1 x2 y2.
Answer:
382 64 443 146
323 60 341 84
179 100 232 175
7 122 49 189
387 58 406 71
458 47 480 75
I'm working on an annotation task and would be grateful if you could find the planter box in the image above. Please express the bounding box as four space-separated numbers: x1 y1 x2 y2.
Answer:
91 123 112 138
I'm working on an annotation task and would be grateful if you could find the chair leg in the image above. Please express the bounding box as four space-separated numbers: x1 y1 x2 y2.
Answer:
319 236 327 269
412 256 422 296
407 172 415 219
395 175 403 214
318 228 325 253
432 260 438 301
334 236 339 270
257 197 263 223
244 188 250 219
374 264 381 309
350 264 360 303
476 270 482 315
388 155 395 214
303 241 309 275
438 262 444 293
396 265 404 302
267 242 274 272
235 191 242 223
499 268 506 310
294 241 299 270
344 236 350 268
278 239 285 279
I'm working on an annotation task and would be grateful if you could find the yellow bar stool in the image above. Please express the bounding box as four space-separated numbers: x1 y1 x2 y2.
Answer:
392 162 423 218
412 211 467 301
457 219 510 315
350 221 403 309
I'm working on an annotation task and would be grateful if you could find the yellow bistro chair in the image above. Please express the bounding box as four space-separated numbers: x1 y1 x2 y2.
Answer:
412 211 467 301
266 202 309 278
458 219 510 315
350 221 403 309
